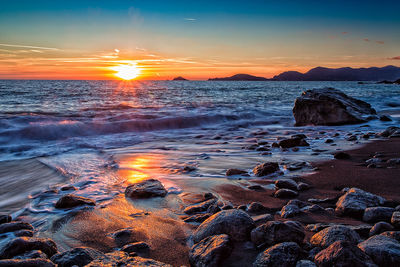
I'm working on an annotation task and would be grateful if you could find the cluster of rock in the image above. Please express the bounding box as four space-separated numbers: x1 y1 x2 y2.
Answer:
184 187 400 266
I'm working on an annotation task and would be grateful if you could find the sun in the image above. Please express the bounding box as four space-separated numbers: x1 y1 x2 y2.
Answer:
111 63 141 80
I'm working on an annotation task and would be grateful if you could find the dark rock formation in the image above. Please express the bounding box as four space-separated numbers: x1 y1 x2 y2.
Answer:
50 247 104 267
363 207 394 223
253 162 280 177
250 221 305 247
335 188 385 217
253 242 301 267
208 74 269 81
310 225 361 248
189 234 232 267
358 235 400 266
0 237 57 259
125 179 167 199
226 168 248 176
0 222 33 234
172 76 187 81
0 259 55 267
274 189 298 199
55 194 95 209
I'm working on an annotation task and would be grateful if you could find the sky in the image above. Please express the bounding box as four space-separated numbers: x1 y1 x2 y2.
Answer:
0 0 399 80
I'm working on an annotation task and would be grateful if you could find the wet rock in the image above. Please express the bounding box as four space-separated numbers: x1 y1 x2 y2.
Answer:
370 222 394 236
183 214 211 224
207 203 221 214
335 188 385 217
379 126 400 138
325 139 334 144
306 223 340 232
391 211 400 228
293 88 376 126
349 225 372 238
310 225 361 248
192 210 255 243
0 222 33 234
247 202 267 213
358 235 400 266
14 230 34 237
0 259 55 267
334 151 351 160
60 185 77 191
347 135 357 141
55 194 95 209
184 199 217 215
86 251 171 267
280 200 307 218
381 231 400 242
13 250 48 260
0 215 11 225
252 214 274 225
253 242 301 267
314 240 377 267
226 168 248 176
248 185 265 191
253 162 280 177
121 242 150 255
189 234 232 267
278 138 309 148
0 237 57 259
50 247 104 267
124 179 167 199
250 221 305 247
274 189 298 198
296 260 316 267
297 182 310 191
275 179 298 191
363 207 394 223
301 204 325 213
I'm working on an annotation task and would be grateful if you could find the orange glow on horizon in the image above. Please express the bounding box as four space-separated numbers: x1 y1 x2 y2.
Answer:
110 63 141 80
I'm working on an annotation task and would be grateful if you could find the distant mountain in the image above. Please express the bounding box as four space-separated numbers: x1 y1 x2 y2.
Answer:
172 76 188 81
272 65 400 81
208 74 269 81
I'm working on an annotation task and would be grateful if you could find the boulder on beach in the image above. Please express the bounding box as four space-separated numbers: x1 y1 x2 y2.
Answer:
380 126 400 138
192 210 255 243
125 179 167 199
278 137 309 148
184 199 217 215
13 250 48 260
358 235 400 266
226 168 248 176
293 88 376 126
55 194 95 209
314 240 377 267
86 251 171 267
50 247 104 267
280 200 307 218
189 234 232 267
310 225 361 248
0 237 57 259
0 258 55 267
0 221 33 234
363 207 394 223
275 179 298 191
335 188 385 217
253 242 301 267
253 162 280 177
370 222 394 236
392 211 400 228
121 241 150 255
274 188 298 199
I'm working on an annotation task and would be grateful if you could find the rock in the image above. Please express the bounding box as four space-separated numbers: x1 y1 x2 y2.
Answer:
347 135 357 141
0 237 57 259
314 240 377 267
278 138 309 148
296 260 316 267
391 211 400 227
0 222 33 234
380 115 392 121
13 250 48 260
334 152 351 160
0 259 55 267
293 88 376 126
349 225 372 238
86 251 170 267
325 139 334 143
363 207 394 223
124 179 167 199
189 234 232 267
250 221 305 247
247 202 267 213
274 189 298 198
301 204 325 213
248 185 265 191
358 235 400 266
0 215 11 225
252 214 274 225
110 228 139 247
335 188 385 217
297 182 310 191
253 162 280 177
253 242 301 267
280 200 307 218
192 210 255 243
60 185 77 191
203 192 216 200
275 179 298 191
14 230 34 237
55 194 95 209
226 169 248 176
121 242 150 255
184 199 217 215
50 247 104 267
381 231 400 242
310 225 361 248
306 223 340 232
370 222 394 236
380 126 400 138
183 214 211 224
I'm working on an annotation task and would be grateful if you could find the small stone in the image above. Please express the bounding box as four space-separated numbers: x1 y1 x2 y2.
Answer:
250 220 305 246
280 200 307 218
50 247 104 267
252 214 274 225
121 242 150 255
60 185 77 191
184 214 211 224
370 222 394 236
253 162 280 177
274 189 298 198
391 211 400 228
110 228 139 247
55 194 95 209
275 179 298 191
297 182 310 191
334 152 351 159
310 225 361 248
0 215 11 225
184 199 217 215
247 202 267 213
13 250 48 260
124 179 167 199
325 139 334 143
14 230 34 237
363 207 394 223
253 242 301 267
247 185 264 191
225 169 248 176
380 115 392 121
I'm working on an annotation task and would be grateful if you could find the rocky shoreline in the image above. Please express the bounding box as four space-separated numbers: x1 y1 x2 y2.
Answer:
0 88 399 266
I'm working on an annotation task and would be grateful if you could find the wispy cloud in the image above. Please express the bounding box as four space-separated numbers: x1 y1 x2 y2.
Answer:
341 32 348 35
376 40 384 44
363 38 370 42
388 56 400 60
0 43 59 51
184 18 197 21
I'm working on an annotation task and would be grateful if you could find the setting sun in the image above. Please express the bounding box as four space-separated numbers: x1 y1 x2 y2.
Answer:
111 63 141 80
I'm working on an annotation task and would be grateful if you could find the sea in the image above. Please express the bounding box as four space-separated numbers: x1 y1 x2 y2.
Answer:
0 80 399 251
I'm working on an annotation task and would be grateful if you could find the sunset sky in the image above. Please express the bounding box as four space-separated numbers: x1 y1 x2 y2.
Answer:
1 0 399 80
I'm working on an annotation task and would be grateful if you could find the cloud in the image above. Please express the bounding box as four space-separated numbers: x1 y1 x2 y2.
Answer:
341 32 348 34
389 56 400 60
363 38 370 42
376 40 384 44
0 43 59 51
184 18 197 21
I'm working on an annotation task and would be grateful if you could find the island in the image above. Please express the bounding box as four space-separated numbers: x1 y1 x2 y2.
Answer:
172 76 188 81
208 73 269 81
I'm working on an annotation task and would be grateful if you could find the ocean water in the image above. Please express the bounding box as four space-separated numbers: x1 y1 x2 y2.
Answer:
0 80 399 246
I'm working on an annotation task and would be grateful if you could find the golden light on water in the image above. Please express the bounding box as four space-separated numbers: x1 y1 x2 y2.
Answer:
111 63 141 80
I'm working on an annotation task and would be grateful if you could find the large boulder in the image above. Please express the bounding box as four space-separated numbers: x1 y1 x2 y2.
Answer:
0 237 57 259
125 179 167 199
50 247 104 267
0 222 33 234
86 251 170 267
189 234 233 267
0 259 55 266
310 225 361 248
184 199 217 215
293 88 376 126
363 207 394 223
253 163 280 177
192 210 255 243
55 194 95 209
253 242 301 267
314 240 377 267
251 221 305 247
358 235 400 266
335 188 385 217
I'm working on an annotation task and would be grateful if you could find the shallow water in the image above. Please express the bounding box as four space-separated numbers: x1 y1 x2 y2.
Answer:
0 80 399 254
